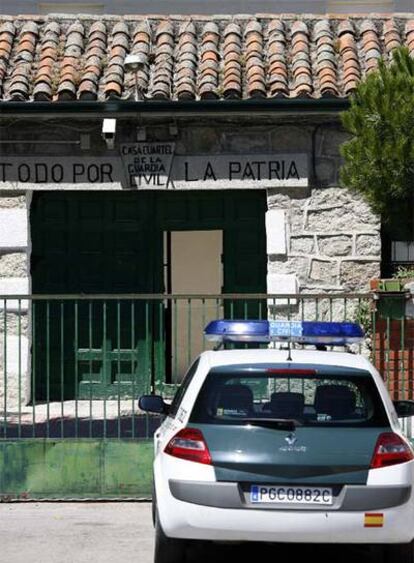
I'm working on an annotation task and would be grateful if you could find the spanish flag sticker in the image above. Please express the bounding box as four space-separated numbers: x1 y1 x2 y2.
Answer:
364 513 384 528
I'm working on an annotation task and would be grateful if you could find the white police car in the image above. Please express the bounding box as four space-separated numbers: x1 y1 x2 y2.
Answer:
139 320 414 563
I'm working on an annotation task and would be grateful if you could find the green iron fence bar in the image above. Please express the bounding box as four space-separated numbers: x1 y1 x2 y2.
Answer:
103 299 107 440
3 297 6 439
17 299 22 438
61 302 65 438
0 293 377 300
46 300 50 438
130 300 136 440
0 293 411 441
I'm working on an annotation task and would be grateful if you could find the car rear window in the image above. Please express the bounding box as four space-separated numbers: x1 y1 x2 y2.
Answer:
189 364 389 428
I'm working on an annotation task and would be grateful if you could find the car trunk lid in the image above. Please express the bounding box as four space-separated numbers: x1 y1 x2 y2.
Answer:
194 424 388 484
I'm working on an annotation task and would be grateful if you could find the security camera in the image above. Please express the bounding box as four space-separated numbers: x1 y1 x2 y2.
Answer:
102 118 116 150
124 53 146 72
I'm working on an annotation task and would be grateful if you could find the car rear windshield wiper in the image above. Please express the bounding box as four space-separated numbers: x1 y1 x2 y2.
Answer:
243 418 302 431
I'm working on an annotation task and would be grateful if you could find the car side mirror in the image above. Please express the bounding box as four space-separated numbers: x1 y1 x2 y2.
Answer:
139 395 169 415
394 400 414 418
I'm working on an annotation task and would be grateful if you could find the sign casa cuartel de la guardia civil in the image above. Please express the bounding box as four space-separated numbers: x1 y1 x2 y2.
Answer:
0 142 308 189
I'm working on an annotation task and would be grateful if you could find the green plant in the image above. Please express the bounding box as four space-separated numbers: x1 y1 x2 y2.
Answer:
340 47 414 219
354 300 373 342
393 266 414 280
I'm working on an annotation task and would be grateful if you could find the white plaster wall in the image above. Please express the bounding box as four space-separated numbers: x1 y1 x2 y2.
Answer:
0 209 28 248
266 207 299 307
0 277 29 310
4 335 28 373
267 273 298 306
0 194 31 407
266 209 286 255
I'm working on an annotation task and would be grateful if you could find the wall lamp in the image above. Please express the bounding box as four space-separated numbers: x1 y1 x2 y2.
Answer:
124 53 146 102
102 118 117 150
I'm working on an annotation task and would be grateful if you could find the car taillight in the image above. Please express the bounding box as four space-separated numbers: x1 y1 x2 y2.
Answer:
164 428 212 465
370 432 414 469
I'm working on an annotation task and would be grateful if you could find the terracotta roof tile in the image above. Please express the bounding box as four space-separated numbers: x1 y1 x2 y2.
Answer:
33 21 60 101
290 20 312 97
360 19 381 74
55 21 84 100
151 21 174 99
175 21 197 100
8 22 38 100
383 19 401 56
245 20 266 98
222 22 242 98
291 20 308 36
78 22 107 100
198 22 219 99
314 19 338 97
337 20 354 36
405 20 414 57
338 20 361 96
104 21 129 99
1 14 414 102
267 19 288 98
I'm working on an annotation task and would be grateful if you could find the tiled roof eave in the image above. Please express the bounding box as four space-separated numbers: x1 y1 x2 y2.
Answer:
1 13 413 104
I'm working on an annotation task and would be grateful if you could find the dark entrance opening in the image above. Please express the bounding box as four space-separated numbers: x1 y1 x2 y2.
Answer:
381 201 414 277
30 190 267 400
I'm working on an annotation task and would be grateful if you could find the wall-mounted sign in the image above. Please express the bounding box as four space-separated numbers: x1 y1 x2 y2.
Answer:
0 148 308 190
120 143 175 188
0 157 120 186
171 153 307 189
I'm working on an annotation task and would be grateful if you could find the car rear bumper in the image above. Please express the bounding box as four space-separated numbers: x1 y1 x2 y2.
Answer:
169 480 411 511
157 480 414 544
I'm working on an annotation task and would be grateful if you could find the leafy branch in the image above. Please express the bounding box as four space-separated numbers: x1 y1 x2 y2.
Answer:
340 47 414 219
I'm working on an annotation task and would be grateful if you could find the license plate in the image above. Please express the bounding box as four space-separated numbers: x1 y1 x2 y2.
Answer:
250 485 333 505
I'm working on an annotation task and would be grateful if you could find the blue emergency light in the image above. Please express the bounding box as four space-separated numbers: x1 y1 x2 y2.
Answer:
204 320 269 342
204 320 364 346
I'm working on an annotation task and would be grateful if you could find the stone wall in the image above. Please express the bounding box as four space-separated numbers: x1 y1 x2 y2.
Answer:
0 192 31 409
266 123 381 306
267 187 381 292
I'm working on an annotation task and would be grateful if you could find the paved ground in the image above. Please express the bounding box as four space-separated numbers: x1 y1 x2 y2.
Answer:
0 502 154 563
0 502 385 563
1 403 163 438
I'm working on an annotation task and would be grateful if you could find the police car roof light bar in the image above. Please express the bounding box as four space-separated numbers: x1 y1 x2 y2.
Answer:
204 320 269 343
204 320 364 346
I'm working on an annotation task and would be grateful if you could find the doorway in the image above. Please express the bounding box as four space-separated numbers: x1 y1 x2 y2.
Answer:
165 230 223 382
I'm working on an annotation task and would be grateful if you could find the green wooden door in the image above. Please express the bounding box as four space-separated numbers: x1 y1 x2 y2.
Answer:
31 190 266 400
31 192 164 400
222 192 267 311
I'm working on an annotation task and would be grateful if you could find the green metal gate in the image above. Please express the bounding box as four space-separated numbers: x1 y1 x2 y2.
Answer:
0 292 412 499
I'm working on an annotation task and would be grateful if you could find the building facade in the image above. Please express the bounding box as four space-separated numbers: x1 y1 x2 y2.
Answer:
0 13 413 407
